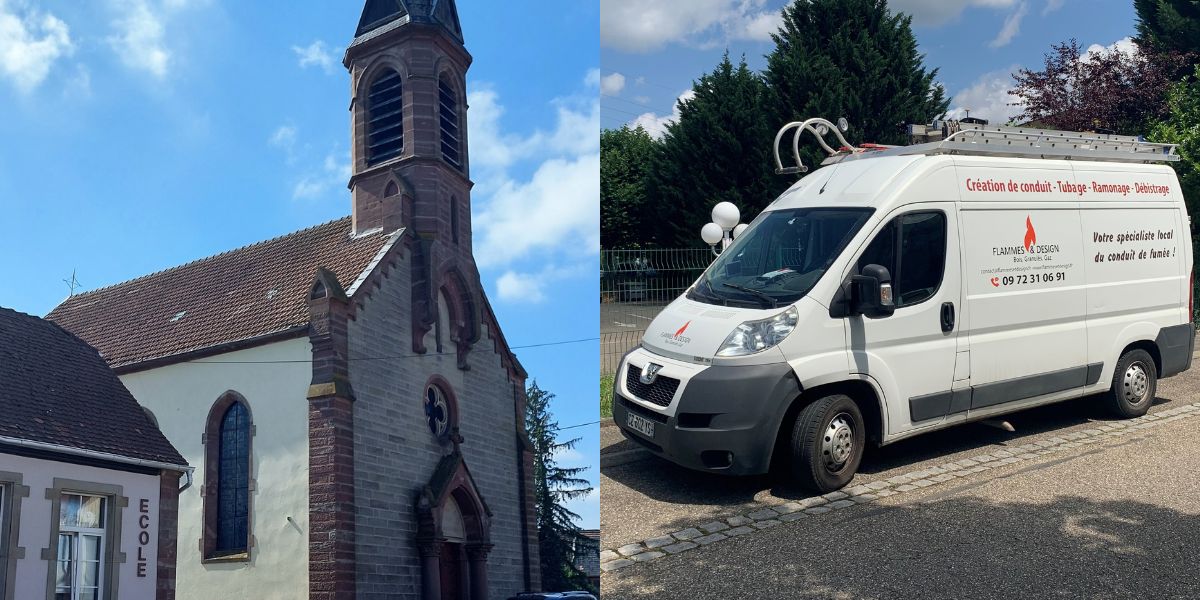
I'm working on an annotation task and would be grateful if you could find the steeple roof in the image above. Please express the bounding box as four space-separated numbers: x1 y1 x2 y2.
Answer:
355 0 462 43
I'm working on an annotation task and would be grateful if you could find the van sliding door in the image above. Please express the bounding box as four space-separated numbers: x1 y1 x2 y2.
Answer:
959 204 1089 412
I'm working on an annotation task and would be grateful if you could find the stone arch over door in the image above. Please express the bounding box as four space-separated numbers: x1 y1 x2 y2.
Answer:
416 451 493 600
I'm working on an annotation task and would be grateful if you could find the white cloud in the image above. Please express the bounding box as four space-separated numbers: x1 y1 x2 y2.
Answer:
888 0 1018 27
495 264 588 304
292 40 337 74
292 151 350 200
600 0 782 53
269 124 297 149
65 63 90 98
108 0 171 78
106 0 208 79
1084 36 1136 59
468 87 600 171
944 65 1023 125
474 153 599 267
989 1 1027 48
1042 0 1065 15
584 68 601 88
629 89 694 139
269 124 300 164
468 78 599 269
0 1 73 93
600 72 626 96
497 271 547 303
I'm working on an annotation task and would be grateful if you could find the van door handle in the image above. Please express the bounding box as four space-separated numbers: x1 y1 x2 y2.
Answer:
941 302 955 332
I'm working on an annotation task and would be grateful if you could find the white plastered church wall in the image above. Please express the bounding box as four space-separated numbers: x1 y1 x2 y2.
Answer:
118 338 311 600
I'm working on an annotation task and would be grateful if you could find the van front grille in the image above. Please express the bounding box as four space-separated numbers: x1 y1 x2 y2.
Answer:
625 364 680 408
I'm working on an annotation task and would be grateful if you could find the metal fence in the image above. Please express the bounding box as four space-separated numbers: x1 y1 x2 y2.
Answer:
600 248 713 375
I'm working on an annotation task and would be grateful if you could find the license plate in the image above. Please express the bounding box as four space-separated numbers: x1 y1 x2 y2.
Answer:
626 412 656 438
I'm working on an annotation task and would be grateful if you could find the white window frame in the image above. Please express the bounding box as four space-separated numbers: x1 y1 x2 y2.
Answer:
54 494 107 600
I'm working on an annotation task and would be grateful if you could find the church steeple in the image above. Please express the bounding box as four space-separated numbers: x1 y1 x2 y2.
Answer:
345 0 471 238
354 0 463 43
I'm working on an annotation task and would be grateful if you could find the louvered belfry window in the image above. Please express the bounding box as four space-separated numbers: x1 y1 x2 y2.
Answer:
367 68 404 164
439 78 462 170
216 401 250 554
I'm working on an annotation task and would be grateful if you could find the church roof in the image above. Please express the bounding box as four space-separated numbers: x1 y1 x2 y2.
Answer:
354 0 463 43
0 307 187 467
47 217 398 371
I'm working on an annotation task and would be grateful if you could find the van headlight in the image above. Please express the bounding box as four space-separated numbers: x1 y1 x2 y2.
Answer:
716 306 799 357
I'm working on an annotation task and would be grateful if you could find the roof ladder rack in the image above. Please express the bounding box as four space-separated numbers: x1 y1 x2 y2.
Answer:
903 122 1179 163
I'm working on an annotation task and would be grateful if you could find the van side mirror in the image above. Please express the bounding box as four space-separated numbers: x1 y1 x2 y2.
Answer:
850 264 895 318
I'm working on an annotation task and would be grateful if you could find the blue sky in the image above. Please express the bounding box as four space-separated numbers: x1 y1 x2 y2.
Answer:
601 0 1139 136
0 0 599 528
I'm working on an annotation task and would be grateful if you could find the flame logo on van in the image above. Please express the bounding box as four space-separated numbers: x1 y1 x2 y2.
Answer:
674 321 692 338
1024 216 1037 251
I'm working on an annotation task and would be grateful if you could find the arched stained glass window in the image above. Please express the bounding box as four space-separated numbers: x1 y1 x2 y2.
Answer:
367 68 404 165
438 76 462 170
215 401 250 554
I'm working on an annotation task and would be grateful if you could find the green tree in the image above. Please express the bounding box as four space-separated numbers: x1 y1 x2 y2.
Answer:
525 381 594 593
649 53 782 247
764 0 949 174
1150 65 1200 229
601 125 659 248
1135 0 1200 57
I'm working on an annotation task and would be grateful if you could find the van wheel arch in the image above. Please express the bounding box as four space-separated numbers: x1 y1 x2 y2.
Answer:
772 379 884 470
1120 340 1161 377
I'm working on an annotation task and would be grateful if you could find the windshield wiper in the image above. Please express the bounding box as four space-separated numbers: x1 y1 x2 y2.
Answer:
690 278 728 305
721 283 777 308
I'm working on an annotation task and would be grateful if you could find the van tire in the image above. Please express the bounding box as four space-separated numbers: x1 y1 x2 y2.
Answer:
1106 349 1157 418
788 394 865 493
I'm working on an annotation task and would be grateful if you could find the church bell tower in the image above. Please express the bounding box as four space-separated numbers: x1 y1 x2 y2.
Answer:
345 0 472 247
346 0 485 359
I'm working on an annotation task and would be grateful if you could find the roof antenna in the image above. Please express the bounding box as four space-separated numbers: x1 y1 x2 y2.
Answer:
63 269 81 297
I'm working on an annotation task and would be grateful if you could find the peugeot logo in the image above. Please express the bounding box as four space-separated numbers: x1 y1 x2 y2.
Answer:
640 363 663 385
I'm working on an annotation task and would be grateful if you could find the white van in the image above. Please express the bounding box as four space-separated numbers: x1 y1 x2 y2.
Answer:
613 118 1195 492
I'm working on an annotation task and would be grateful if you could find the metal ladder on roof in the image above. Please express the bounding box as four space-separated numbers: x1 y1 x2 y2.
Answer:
905 121 1179 163
773 118 1180 176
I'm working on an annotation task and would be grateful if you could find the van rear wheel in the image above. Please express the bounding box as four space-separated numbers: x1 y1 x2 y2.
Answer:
1106 349 1157 418
788 394 865 493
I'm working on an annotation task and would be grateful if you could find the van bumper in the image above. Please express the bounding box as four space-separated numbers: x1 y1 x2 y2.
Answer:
1157 323 1196 378
612 350 801 475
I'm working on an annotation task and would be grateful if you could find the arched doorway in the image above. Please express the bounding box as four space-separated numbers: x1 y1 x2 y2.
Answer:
439 496 466 599
416 452 493 600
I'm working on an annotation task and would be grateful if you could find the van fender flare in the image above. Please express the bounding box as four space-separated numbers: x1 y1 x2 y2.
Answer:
1108 321 1163 379
788 368 891 445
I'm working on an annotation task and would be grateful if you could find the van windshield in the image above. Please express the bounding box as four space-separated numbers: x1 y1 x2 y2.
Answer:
690 207 874 308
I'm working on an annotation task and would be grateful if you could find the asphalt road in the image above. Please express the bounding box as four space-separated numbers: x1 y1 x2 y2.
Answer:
601 363 1200 599
600 301 668 334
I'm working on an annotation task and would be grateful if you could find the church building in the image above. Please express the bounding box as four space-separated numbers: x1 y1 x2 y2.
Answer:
46 1 540 598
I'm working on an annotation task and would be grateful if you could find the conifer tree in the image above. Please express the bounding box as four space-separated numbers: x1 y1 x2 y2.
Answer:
764 0 949 175
525 381 594 592
1135 0 1200 58
648 53 782 247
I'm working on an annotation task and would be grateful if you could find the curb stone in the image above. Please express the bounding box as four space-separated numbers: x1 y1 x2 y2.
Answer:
600 401 1200 572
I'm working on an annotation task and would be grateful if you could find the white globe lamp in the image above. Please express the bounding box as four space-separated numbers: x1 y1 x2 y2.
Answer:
701 222 724 246
711 202 740 231
732 223 749 239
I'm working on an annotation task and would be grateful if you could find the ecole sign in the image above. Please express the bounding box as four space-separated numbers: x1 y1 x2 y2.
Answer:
137 498 151 577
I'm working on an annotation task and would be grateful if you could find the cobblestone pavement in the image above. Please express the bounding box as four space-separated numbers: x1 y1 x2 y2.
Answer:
601 364 1200 598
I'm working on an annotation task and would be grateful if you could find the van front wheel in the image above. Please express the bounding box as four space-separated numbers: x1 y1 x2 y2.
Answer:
788 394 865 493
1106 349 1157 418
